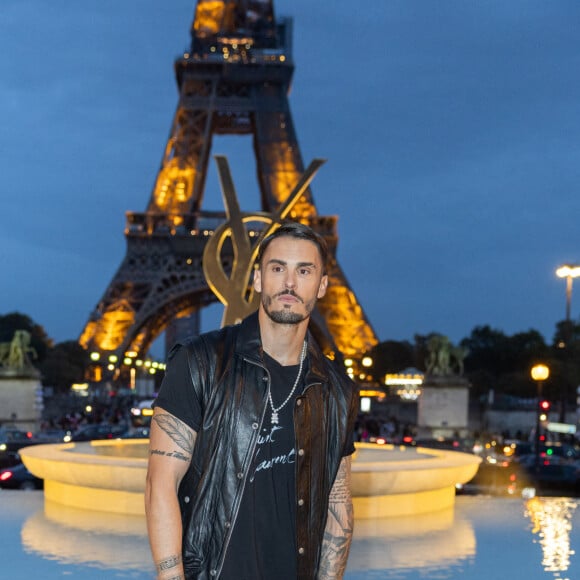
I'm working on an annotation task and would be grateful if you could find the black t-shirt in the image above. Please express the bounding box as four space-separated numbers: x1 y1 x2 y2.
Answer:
154 345 203 431
220 352 301 580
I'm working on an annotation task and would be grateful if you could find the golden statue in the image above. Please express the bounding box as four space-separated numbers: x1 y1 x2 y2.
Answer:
203 155 325 326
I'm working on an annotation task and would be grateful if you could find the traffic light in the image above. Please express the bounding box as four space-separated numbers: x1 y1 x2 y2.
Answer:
539 400 551 423
539 400 551 411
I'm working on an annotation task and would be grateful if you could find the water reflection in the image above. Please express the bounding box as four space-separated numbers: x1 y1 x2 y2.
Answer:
21 499 152 572
22 498 475 575
13 493 580 580
525 497 578 580
349 506 475 572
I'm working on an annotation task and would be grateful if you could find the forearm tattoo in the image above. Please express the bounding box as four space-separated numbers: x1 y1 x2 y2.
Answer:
156 554 183 578
317 457 354 579
151 412 194 461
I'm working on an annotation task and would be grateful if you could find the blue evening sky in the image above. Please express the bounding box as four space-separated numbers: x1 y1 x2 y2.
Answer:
2 1 580 352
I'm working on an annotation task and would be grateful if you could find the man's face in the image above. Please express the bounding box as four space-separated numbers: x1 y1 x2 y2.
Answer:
253 236 328 325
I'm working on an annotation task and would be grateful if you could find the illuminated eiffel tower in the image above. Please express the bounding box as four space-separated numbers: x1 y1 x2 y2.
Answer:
79 0 378 371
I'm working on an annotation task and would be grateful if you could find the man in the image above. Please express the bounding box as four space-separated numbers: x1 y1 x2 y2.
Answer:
145 221 358 579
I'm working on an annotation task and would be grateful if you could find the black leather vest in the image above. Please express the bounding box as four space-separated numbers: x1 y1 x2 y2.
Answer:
176 312 358 579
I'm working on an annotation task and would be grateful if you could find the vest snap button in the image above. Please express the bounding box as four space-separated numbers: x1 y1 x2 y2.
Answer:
237 472 243 479
298 448 305 456
296 399 302 406
184 495 190 503
298 547 305 555
252 422 259 430
298 498 304 506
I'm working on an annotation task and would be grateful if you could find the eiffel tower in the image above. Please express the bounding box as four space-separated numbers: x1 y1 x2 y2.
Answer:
79 0 378 370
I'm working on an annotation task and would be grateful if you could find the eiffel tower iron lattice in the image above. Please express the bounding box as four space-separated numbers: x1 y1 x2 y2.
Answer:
79 0 378 372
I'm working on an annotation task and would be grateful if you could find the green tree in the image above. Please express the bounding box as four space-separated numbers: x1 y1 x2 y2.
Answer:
549 318 580 418
40 341 89 393
461 326 549 400
461 325 510 377
369 340 416 382
553 318 580 347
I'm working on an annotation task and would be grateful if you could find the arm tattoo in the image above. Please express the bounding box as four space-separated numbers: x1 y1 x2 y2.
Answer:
157 553 182 572
317 457 354 579
153 412 195 455
149 448 190 462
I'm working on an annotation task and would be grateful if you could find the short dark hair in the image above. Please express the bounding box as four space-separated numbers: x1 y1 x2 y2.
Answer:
256 221 328 274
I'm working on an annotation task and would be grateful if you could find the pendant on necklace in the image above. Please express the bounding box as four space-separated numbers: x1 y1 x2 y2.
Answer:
271 411 279 425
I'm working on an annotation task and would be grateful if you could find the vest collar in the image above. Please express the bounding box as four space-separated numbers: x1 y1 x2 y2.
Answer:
235 311 327 384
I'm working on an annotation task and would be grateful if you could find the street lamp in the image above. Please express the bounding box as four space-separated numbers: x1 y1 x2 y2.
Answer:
556 264 580 323
361 356 373 368
530 363 550 474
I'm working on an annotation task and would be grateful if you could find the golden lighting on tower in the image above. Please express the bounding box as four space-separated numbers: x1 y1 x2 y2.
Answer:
152 162 195 213
193 1 229 36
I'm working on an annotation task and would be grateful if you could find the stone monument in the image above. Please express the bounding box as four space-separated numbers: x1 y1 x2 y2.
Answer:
417 334 471 439
0 330 43 432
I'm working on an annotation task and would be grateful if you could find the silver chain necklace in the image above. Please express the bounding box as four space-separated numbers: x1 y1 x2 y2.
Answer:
268 340 307 425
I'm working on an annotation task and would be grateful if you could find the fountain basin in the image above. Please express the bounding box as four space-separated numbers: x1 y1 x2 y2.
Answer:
20 440 480 517
352 443 481 517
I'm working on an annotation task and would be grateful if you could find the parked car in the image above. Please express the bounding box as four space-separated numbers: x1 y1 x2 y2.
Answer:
130 399 155 427
65 424 128 442
502 441 579 463
33 428 70 443
121 426 151 439
0 427 35 449
516 456 580 496
0 462 43 490
0 428 41 469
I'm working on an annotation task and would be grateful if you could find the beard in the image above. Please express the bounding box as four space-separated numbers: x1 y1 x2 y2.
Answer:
261 290 315 325
265 309 306 325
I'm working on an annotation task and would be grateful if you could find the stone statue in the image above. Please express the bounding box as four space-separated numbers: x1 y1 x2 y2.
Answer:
449 344 469 376
425 335 468 377
0 330 37 372
426 334 452 376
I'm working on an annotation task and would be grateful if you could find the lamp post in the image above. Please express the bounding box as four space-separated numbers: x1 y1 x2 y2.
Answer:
530 364 550 475
556 265 580 421
556 264 580 323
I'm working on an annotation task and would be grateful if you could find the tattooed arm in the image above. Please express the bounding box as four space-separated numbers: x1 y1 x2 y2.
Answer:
317 456 354 580
145 407 197 580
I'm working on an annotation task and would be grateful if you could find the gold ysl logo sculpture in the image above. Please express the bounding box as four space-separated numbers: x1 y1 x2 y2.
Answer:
203 155 325 327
